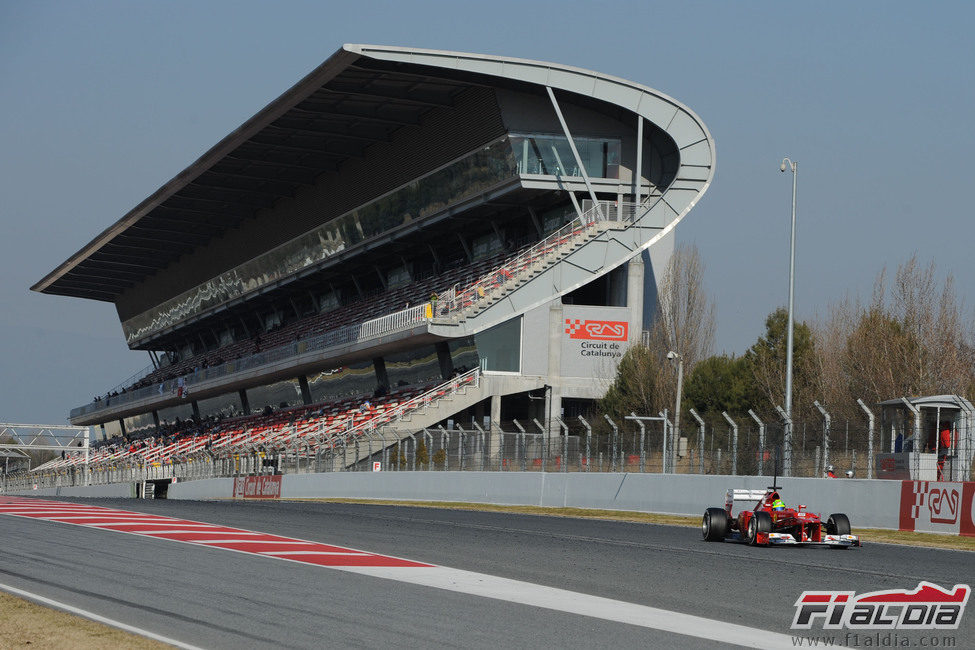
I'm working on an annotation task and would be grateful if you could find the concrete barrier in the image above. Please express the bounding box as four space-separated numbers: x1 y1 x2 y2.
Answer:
7 483 133 498
164 472 903 529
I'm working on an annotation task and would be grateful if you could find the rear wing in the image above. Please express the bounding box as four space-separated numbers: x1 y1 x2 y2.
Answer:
725 489 767 515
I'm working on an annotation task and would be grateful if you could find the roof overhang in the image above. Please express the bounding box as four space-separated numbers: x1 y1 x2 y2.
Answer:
33 44 714 307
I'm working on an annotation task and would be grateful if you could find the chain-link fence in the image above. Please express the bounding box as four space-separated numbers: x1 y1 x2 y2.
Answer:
5 409 974 494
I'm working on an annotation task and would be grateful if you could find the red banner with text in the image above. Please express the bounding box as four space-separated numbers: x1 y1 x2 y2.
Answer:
232 475 282 499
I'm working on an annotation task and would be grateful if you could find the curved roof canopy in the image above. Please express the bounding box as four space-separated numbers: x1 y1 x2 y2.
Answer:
33 44 713 303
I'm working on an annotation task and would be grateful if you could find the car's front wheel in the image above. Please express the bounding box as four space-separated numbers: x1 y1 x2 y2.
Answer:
747 511 773 546
826 513 851 536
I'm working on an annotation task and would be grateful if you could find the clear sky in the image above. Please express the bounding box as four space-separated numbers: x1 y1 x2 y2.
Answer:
1 1 973 424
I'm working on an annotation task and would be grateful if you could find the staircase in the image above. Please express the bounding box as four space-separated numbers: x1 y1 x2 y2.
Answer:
315 368 486 468
432 199 651 325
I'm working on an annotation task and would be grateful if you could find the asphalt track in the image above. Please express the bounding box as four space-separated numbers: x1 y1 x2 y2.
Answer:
0 497 972 649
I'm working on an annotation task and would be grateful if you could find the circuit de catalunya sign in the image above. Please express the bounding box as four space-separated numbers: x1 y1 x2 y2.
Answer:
899 480 975 536
233 475 282 499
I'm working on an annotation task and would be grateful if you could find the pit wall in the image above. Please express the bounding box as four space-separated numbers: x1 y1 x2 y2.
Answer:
168 472 905 529
12 474 972 535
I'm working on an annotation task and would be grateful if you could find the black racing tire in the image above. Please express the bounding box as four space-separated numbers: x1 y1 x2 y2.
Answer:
747 511 773 546
702 507 728 542
826 513 851 536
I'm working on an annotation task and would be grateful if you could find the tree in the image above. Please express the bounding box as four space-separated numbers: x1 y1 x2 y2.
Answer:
600 244 716 421
684 354 756 417
743 307 818 418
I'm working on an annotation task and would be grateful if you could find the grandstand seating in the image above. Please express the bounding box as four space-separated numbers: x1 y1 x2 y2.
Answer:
37 370 479 476
117 246 526 396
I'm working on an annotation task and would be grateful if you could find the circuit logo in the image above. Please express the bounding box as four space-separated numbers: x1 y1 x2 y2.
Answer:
928 487 960 524
564 319 628 341
791 582 970 630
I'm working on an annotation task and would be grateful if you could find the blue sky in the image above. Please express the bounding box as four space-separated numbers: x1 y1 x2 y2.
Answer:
2 1 973 424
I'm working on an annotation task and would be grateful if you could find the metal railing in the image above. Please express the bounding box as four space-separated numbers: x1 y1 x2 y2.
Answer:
71 304 431 418
434 200 647 322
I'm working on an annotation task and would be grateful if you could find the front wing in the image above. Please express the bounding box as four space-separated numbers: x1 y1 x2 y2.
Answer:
763 532 860 547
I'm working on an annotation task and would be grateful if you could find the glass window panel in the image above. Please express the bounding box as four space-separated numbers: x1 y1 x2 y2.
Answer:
474 317 521 372
197 392 244 419
307 360 375 403
245 378 303 414
123 412 156 439
158 402 194 425
122 136 519 345
448 338 479 375
384 346 442 389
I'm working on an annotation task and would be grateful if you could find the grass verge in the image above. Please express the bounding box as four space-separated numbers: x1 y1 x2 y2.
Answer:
0 591 168 649
286 497 975 551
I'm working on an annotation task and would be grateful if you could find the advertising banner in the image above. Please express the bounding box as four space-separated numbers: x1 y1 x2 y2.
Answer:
899 480 975 536
232 475 282 499
560 305 631 379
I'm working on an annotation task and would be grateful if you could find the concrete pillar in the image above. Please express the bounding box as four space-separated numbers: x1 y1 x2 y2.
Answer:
547 303 563 440
486 393 503 462
626 255 645 346
190 401 200 419
151 410 160 427
435 341 454 379
239 389 250 415
298 375 312 405
372 357 389 392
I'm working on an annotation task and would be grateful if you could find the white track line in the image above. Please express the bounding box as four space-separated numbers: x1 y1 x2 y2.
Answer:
0 581 205 650
341 566 798 649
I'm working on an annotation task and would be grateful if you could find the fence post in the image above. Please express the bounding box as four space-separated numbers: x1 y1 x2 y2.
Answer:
747 409 765 476
603 415 619 472
577 415 592 472
774 405 792 477
532 418 546 470
437 425 448 471
689 408 705 475
814 401 831 476
558 418 569 472
722 412 739 476
658 411 670 474
512 419 526 471
627 412 646 473
857 399 875 479
899 397 923 480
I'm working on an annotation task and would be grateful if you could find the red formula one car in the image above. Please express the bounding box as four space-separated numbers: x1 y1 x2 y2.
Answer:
701 487 860 548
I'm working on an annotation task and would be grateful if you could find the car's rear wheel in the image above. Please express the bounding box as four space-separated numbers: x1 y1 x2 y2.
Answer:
747 511 773 546
702 507 728 542
826 513 851 536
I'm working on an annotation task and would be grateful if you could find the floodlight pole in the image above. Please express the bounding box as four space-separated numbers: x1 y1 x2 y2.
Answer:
775 404 792 477
781 157 798 478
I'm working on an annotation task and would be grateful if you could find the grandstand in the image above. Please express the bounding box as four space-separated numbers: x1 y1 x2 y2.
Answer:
29 45 714 480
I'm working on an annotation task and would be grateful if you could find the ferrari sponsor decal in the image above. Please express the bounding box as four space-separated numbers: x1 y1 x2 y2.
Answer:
564 318 628 341
898 480 975 536
792 582 970 630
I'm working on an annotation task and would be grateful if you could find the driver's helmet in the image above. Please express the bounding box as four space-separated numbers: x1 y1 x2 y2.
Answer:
771 498 786 511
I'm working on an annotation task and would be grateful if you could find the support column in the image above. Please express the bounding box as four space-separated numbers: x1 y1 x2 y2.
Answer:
435 341 454 379
190 401 200 419
239 389 250 415
373 357 389 392
298 375 312 405
152 410 160 427
547 303 563 441
486 393 503 462
626 255 645 346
